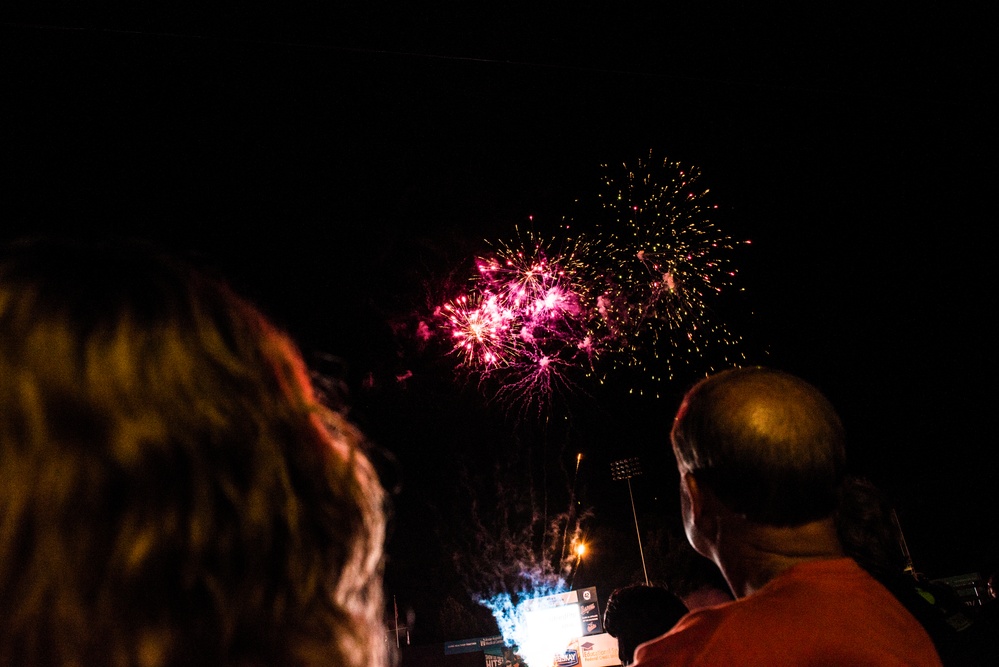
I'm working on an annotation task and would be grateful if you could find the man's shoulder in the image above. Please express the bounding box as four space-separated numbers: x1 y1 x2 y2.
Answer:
632 603 738 666
631 560 943 667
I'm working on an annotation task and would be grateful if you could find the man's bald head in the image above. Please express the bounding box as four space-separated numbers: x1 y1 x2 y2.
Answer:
671 367 846 526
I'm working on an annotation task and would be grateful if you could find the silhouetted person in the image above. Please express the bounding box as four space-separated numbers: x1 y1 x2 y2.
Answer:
603 584 688 665
836 475 995 664
633 367 941 666
0 239 388 667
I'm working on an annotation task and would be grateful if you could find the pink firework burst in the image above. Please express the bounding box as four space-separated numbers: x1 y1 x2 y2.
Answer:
438 232 595 413
433 153 749 410
443 292 518 367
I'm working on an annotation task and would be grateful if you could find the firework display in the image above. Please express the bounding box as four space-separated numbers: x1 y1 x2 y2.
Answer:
588 151 747 383
434 152 748 410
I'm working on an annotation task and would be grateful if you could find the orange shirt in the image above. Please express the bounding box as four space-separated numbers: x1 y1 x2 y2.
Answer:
633 558 941 666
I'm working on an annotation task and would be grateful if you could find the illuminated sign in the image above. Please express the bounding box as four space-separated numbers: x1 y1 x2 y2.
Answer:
467 587 612 666
515 587 604 666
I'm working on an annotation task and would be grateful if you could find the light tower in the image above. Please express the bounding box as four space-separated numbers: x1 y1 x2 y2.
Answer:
610 457 649 586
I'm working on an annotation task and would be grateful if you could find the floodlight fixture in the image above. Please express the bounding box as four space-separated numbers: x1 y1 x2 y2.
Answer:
610 456 642 481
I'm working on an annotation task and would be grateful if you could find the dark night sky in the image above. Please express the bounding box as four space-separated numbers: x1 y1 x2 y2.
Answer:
2 3 996 645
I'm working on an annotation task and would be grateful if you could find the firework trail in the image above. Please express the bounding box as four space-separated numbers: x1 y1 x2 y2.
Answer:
432 152 748 411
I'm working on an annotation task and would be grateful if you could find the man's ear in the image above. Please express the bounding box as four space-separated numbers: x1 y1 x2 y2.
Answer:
684 471 723 546
682 471 704 522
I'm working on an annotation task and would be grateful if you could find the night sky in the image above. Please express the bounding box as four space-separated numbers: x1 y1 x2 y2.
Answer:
3 4 995 647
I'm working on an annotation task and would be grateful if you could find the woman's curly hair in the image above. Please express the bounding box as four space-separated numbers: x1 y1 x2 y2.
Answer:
0 239 387 667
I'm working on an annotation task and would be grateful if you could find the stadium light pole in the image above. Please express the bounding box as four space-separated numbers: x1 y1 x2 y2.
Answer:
610 457 649 586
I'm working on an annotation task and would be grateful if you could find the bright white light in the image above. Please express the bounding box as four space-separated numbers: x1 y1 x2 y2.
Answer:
519 603 582 667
